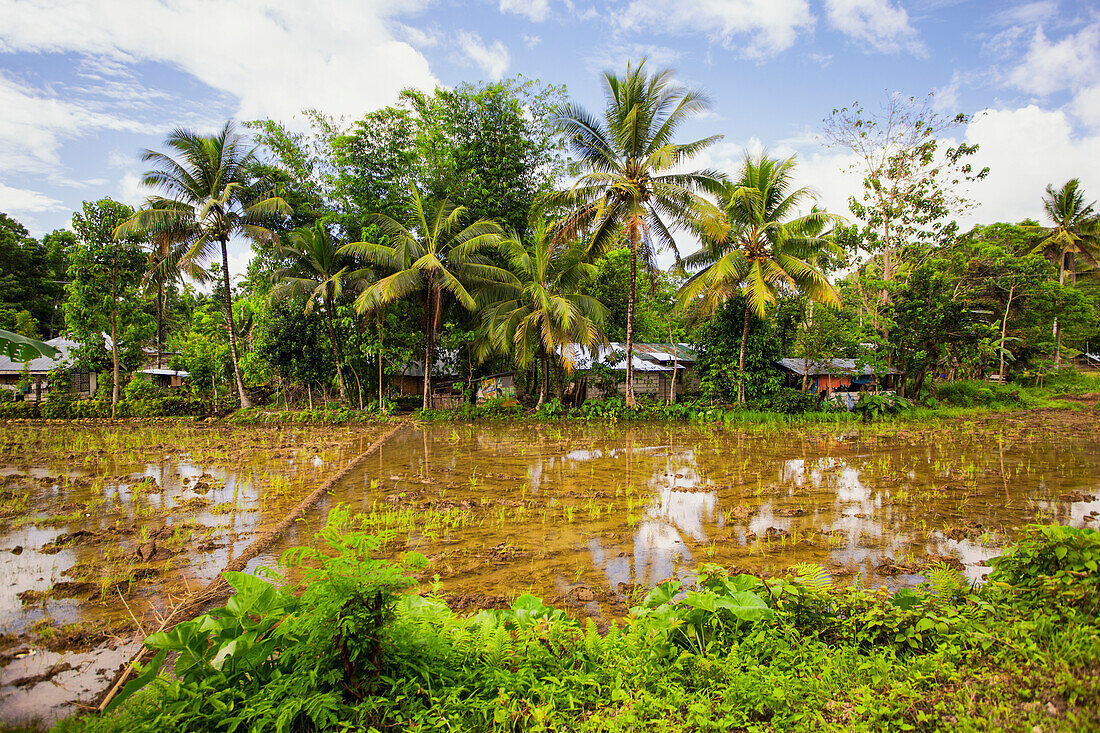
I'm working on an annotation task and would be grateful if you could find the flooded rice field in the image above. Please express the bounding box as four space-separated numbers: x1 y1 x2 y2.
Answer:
0 421 387 727
1 407 1098 728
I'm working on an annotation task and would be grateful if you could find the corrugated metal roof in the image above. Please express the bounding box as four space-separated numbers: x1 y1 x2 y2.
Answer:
562 343 695 372
0 337 77 373
139 369 190 378
776 357 901 376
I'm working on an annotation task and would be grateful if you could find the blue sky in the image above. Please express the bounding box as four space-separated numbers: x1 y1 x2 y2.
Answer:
1 0 1098 277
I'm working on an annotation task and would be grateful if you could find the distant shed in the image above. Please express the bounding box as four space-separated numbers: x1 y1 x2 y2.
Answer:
776 358 902 395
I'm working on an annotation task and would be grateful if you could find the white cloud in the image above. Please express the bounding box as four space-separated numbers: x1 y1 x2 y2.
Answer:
823 0 925 56
457 31 511 79
614 0 815 60
500 0 550 23
0 71 154 174
588 43 682 72
0 0 438 122
1007 25 1099 96
962 105 1100 225
524 34 542 49
0 183 66 215
992 1 1060 28
1071 84 1100 130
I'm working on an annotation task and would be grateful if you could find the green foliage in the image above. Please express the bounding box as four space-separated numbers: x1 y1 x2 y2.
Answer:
0 212 70 338
934 380 1025 407
65 198 155 377
691 296 785 404
76 520 1100 733
852 392 913 422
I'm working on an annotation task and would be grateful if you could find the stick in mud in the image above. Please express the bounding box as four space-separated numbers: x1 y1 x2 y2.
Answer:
92 417 413 714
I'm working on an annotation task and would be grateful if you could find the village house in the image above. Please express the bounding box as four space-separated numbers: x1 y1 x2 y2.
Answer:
776 357 903 400
569 343 699 403
0 337 98 402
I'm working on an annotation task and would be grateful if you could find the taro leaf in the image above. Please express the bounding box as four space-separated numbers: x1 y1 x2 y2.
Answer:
715 591 774 622
512 594 566 626
890 587 923 610
103 648 168 714
224 571 282 618
681 591 717 613
729 574 763 592
643 580 682 608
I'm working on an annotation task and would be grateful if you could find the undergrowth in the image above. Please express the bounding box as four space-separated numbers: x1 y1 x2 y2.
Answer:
64 514 1100 733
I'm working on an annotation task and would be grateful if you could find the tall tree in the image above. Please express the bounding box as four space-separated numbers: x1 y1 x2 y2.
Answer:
116 122 291 408
270 224 360 402
477 217 607 405
1033 179 1099 366
822 94 988 326
550 58 723 406
67 198 154 415
678 153 839 402
340 186 509 409
0 213 70 338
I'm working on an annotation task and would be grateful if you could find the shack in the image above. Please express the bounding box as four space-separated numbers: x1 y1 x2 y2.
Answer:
776 358 902 396
137 368 190 388
0 337 98 402
1070 351 1100 372
570 343 699 403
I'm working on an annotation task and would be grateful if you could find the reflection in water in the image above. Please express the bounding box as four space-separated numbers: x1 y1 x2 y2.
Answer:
328 420 1100 614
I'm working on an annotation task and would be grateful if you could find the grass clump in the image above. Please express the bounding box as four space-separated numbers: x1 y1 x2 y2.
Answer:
66 513 1100 733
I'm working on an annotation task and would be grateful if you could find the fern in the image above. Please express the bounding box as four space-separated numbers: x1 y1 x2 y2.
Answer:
790 562 831 590
923 561 969 599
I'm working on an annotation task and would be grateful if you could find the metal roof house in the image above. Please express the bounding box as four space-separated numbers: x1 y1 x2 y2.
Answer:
776 357 902 395
0 337 98 401
567 343 700 402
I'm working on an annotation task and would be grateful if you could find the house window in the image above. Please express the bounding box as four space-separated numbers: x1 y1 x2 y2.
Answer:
73 371 90 393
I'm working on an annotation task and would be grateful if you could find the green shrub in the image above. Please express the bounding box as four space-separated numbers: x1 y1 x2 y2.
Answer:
79 516 1100 733
0 400 38 418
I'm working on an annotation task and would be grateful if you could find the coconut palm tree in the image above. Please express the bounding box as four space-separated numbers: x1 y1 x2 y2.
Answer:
340 186 509 409
549 58 724 407
477 217 607 405
678 153 839 403
1031 179 1099 367
270 224 361 403
116 122 290 408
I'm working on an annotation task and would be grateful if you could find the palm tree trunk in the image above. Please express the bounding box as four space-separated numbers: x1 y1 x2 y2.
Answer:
156 279 164 369
422 282 434 410
219 238 251 409
1054 252 1067 368
999 285 1013 384
324 294 348 403
377 312 385 414
111 285 119 419
737 303 750 404
625 217 639 408
538 351 548 407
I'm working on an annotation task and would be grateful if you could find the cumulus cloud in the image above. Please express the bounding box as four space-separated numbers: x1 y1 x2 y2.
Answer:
500 0 550 23
962 105 1100 225
457 31 511 79
0 183 67 215
0 71 155 174
614 0 815 60
1007 25 1099 96
0 0 438 122
823 0 925 56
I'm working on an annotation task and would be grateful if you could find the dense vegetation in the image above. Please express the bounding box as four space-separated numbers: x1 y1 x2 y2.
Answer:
67 510 1100 732
1 63 1097 417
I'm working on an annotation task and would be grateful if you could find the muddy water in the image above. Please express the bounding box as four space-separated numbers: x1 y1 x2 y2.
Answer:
0 422 385 729
1 412 1098 728
324 414 1100 617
